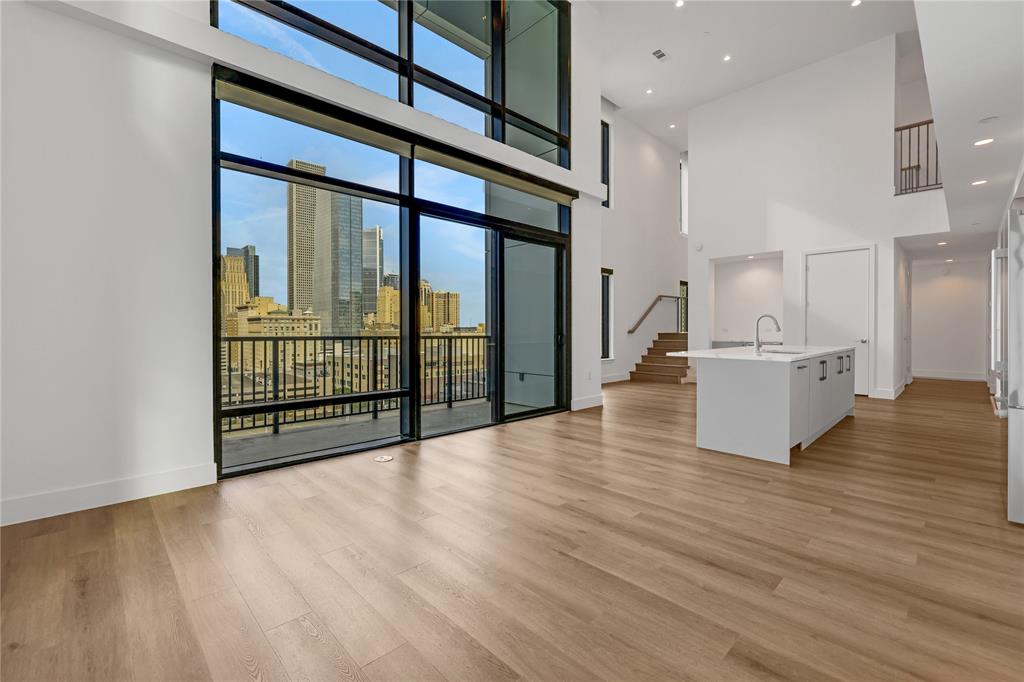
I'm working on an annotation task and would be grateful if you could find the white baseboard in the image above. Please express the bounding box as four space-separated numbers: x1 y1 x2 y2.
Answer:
571 393 603 411
871 387 898 400
602 372 629 384
912 369 987 382
1 462 217 526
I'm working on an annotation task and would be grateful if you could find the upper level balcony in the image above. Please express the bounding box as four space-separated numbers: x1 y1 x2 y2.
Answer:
895 119 941 195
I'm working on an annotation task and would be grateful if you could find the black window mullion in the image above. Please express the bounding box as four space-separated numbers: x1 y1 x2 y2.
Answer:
398 0 413 106
491 0 506 142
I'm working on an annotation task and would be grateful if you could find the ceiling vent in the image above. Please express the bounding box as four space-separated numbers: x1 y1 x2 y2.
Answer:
652 49 671 62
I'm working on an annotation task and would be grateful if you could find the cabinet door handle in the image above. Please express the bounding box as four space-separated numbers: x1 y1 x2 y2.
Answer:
796 365 807 370
819 360 827 381
846 354 851 371
837 357 844 374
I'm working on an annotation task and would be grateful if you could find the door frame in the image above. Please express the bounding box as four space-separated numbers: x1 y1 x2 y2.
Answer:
800 243 877 398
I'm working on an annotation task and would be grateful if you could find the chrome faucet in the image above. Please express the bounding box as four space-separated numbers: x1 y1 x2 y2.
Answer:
754 314 781 354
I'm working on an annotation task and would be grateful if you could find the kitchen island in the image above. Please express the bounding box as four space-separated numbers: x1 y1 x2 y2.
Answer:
669 346 855 465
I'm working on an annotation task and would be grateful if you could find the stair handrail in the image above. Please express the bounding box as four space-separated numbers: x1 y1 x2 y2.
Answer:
627 294 682 334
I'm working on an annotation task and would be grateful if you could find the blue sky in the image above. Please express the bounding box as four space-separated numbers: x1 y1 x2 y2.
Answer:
218 0 492 326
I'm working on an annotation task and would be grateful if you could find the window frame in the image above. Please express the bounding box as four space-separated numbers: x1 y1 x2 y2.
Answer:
601 268 613 360
600 120 610 208
212 65 574 477
213 0 571 168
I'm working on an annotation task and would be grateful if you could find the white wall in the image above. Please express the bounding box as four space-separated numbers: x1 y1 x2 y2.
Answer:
1 1 216 523
568 0 604 410
600 102 687 383
712 257 783 343
894 239 912 391
687 36 950 399
911 258 990 381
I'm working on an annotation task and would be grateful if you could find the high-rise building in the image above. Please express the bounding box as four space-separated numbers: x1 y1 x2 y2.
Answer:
431 290 461 329
226 245 259 299
376 285 401 328
286 159 325 313
313 191 363 335
362 226 383 315
382 272 400 290
219 254 250 330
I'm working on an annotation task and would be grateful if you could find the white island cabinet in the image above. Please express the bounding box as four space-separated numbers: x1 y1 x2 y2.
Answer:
669 346 855 465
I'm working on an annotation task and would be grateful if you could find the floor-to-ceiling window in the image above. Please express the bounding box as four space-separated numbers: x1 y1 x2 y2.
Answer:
215 0 570 167
214 68 571 475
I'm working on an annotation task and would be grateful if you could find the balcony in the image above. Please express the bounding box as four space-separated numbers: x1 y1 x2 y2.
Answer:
895 119 942 195
220 334 491 469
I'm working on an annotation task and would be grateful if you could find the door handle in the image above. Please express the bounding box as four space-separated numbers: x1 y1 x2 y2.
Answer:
858 338 868 344
837 357 844 374
845 354 851 371
819 360 827 381
796 365 807 370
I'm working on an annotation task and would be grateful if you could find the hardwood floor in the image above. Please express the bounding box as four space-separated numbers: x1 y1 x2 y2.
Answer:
2 379 1020 681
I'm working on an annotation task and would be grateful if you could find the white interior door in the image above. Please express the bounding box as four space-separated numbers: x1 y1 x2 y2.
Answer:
805 248 871 395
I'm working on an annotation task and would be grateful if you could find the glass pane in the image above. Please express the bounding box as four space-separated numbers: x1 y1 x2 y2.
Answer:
503 238 557 415
413 1 491 96
419 217 494 436
217 0 398 99
220 101 400 193
219 168 402 471
290 0 398 53
414 83 489 136
505 0 559 131
414 160 560 231
506 119 560 165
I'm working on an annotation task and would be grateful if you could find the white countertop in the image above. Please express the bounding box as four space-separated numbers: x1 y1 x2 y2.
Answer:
668 345 855 363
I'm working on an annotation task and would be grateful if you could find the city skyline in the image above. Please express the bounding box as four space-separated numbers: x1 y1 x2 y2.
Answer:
218 0 491 327
220 165 489 327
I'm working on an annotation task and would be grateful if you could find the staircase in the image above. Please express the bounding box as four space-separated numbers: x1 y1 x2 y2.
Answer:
630 332 688 383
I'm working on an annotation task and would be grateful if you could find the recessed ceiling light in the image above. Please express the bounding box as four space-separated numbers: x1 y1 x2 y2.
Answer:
937 241 948 246
945 259 954 263
747 255 755 259
722 54 732 62
675 0 685 7
971 180 988 186
974 138 994 146
851 0 862 6
645 88 654 95
669 124 676 129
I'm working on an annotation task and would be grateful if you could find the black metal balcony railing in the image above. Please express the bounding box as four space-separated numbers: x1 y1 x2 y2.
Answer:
220 334 490 433
895 119 941 195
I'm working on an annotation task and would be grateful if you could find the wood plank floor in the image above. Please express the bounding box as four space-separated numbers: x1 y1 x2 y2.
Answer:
2 378 1020 681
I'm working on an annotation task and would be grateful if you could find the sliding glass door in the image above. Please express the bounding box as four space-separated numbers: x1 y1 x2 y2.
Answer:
502 237 562 416
418 217 496 436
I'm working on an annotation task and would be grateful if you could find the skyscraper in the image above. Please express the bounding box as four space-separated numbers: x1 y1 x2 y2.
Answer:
219 254 249 330
362 226 383 315
226 245 259 299
382 272 400 290
286 159 325 313
376 285 401 328
313 191 364 335
431 291 461 329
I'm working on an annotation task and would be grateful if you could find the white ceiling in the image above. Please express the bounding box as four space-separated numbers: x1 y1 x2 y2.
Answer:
915 1 1024 235
595 0 918 149
897 230 997 261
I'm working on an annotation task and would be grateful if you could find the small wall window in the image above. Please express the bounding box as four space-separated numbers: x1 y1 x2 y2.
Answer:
679 152 688 234
601 268 613 359
600 120 611 208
